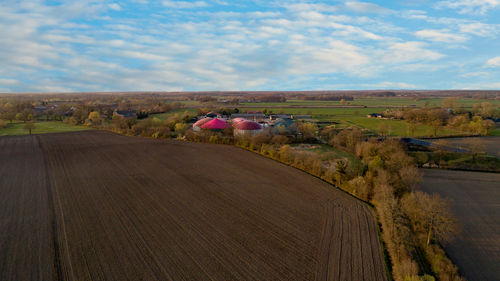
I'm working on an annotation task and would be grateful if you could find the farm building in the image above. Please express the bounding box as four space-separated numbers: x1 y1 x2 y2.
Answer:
272 118 297 134
192 117 213 132
205 112 218 118
231 113 266 121
366 113 384 118
200 118 230 130
233 120 263 136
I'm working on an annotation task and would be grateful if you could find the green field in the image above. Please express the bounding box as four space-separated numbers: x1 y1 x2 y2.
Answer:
242 106 386 116
240 97 500 108
490 127 500 136
336 117 461 137
165 97 497 138
0 121 90 136
241 106 462 137
150 108 198 120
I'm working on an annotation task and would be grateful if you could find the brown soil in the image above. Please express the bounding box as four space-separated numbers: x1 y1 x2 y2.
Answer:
420 169 500 281
429 136 500 158
0 130 387 281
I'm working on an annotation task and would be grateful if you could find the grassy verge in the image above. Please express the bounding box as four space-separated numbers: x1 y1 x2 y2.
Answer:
410 151 500 172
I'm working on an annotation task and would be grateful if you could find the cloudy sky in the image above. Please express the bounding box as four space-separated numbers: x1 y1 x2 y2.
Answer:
1 0 500 92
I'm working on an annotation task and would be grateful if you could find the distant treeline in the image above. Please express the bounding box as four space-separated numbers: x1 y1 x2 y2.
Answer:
296 94 354 101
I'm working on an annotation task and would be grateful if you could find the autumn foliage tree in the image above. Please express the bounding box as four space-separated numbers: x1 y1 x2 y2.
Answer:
402 191 459 247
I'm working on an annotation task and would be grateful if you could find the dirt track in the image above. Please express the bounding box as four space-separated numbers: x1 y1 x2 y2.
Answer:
0 131 387 281
420 169 500 281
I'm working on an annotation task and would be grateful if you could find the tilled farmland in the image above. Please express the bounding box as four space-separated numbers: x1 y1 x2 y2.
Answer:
421 169 500 281
0 131 387 281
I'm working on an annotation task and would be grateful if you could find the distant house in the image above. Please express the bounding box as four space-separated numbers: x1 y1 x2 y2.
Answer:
33 106 48 114
268 114 292 120
115 110 137 118
367 113 384 118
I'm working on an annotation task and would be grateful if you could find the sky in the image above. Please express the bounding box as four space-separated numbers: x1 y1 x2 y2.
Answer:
1 0 500 92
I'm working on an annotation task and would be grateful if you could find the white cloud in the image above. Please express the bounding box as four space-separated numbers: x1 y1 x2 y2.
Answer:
459 22 500 37
288 40 372 76
284 3 338 13
485 56 500 67
0 78 18 85
0 0 497 91
382 42 445 64
461 71 490 77
108 3 122 11
454 82 500 89
415 29 468 43
363 82 418 89
162 1 208 9
344 1 393 14
435 0 500 14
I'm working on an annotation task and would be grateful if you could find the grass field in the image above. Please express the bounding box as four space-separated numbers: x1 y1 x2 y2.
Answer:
420 169 500 281
0 121 89 136
241 106 462 137
240 97 500 108
488 127 500 136
0 131 388 281
151 108 198 120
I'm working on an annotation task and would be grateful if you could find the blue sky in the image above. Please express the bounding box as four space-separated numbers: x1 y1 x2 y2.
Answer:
1 0 500 92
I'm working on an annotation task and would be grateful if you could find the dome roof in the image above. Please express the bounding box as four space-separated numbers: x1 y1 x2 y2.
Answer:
200 118 229 130
233 120 262 130
193 117 213 127
231 118 246 125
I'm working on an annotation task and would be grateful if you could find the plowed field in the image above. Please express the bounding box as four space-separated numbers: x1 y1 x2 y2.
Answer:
0 131 387 281
421 169 500 281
